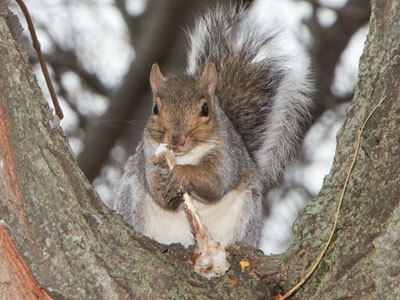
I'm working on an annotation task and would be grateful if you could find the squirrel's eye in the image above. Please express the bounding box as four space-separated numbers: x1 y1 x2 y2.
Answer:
152 103 159 115
201 102 209 117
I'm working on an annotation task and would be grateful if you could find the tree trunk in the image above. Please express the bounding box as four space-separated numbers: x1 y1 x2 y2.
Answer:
0 0 399 299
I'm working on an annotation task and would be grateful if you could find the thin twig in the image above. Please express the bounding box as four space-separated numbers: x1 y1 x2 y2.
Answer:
277 96 386 300
14 0 64 119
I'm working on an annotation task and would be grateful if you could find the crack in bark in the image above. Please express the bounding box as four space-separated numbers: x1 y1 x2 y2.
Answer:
0 226 53 300
0 91 28 227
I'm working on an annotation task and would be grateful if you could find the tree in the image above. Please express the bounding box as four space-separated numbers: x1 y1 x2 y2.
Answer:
0 0 399 299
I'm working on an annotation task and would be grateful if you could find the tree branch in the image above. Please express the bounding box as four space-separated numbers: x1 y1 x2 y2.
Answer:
1 0 399 299
14 0 63 120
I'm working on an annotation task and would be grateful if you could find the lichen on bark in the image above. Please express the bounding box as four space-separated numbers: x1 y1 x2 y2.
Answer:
288 0 400 298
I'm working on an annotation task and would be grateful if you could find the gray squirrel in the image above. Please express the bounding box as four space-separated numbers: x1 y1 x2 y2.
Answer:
113 3 312 248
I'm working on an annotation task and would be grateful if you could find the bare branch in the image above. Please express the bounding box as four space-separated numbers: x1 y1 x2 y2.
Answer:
14 0 63 119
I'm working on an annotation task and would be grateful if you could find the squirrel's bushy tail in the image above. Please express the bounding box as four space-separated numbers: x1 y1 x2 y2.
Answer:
186 3 313 187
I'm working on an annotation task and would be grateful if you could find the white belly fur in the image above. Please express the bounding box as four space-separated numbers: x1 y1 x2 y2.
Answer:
142 141 248 247
142 188 250 248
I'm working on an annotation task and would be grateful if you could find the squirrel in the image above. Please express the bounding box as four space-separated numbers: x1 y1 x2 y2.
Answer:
113 3 312 249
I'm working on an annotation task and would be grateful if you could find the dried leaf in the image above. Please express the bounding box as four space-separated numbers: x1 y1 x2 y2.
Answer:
229 278 238 287
239 260 250 270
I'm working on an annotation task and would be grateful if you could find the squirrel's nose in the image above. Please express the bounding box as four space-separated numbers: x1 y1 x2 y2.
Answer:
169 132 185 147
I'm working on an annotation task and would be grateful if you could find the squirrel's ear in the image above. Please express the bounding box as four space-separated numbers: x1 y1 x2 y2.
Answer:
201 63 218 99
150 63 166 94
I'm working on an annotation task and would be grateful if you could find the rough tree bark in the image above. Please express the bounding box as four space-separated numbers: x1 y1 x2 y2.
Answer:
0 0 399 299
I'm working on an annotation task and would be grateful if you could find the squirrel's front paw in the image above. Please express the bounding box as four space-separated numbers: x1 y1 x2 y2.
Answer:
163 165 189 209
151 165 188 210
151 166 174 209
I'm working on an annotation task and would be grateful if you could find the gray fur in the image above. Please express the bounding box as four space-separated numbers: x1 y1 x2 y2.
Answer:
186 3 313 187
113 3 312 248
